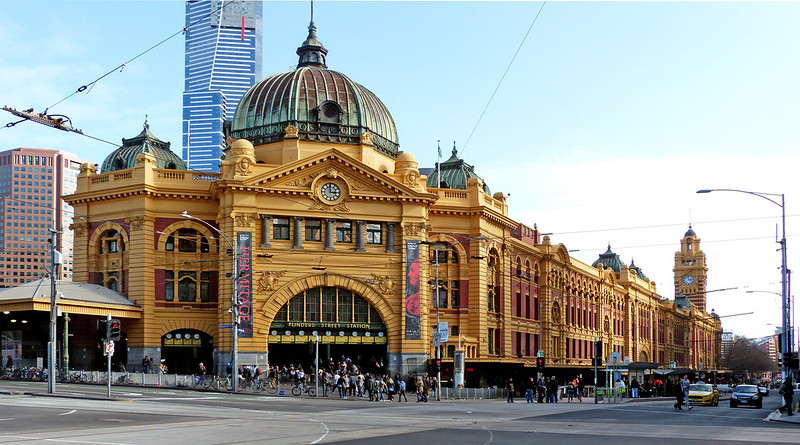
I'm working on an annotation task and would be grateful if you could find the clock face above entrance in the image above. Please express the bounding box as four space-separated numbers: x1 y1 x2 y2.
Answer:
320 182 341 202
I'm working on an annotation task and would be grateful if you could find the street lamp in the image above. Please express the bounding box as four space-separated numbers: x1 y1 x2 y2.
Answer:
697 188 792 379
181 211 240 391
424 234 487 401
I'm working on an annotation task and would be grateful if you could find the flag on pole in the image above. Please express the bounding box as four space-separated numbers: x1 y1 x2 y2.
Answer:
437 141 442 159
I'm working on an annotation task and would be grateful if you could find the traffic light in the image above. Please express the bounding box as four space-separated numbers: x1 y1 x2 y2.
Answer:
97 319 108 341
109 319 121 341
432 358 441 374
536 356 545 371
595 340 603 359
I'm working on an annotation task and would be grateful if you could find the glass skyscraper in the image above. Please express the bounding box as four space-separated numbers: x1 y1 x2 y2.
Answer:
183 0 262 172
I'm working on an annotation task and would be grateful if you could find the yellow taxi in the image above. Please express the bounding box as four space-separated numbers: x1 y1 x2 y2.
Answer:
688 383 720 406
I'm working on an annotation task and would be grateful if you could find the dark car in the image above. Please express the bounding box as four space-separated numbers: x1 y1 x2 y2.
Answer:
730 384 762 409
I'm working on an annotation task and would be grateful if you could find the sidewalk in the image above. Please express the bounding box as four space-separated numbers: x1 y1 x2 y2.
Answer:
766 409 800 424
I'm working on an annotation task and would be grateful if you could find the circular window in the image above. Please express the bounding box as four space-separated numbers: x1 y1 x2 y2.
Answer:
165 333 172 339
323 103 338 118
175 334 182 339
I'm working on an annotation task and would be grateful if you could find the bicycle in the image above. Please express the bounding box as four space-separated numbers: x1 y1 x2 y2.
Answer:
192 374 211 389
291 381 316 397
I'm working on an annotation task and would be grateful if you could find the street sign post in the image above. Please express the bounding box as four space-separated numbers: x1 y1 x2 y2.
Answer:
438 322 449 343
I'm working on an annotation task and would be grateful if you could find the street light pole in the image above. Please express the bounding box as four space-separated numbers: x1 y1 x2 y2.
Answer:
181 211 239 391
697 189 791 379
425 235 487 401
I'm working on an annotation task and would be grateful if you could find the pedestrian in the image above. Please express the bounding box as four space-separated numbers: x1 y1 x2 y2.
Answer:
778 376 794 416
506 377 515 403
397 376 408 402
567 379 575 402
5 355 12 369
631 377 640 398
537 376 546 403
681 375 693 410
576 377 584 402
525 377 535 403
547 376 559 403
142 355 150 373
674 381 685 411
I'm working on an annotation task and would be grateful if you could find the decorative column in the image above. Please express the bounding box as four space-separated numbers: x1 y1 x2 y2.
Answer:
386 222 396 253
260 214 271 248
324 218 335 251
355 220 366 252
293 217 304 250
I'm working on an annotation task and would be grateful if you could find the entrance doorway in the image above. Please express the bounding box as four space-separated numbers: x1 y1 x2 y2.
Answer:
161 330 213 374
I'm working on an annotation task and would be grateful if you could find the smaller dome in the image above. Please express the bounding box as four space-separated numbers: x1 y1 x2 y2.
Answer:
629 258 647 280
230 139 254 151
427 144 491 195
101 120 185 173
396 151 417 163
592 244 624 272
684 224 697 237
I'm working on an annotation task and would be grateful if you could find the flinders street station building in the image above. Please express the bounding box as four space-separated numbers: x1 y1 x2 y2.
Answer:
50 21 722 384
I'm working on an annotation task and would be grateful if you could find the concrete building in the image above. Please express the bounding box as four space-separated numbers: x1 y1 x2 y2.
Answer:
182 0 262 172
0 148 84 287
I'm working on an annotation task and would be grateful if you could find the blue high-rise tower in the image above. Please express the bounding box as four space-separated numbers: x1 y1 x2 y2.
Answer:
183 0 262 172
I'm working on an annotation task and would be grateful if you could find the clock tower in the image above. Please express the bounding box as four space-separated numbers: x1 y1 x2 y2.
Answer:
674 225 709 311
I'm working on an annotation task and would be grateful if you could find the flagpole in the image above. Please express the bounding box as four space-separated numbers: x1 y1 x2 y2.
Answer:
437 140 441 188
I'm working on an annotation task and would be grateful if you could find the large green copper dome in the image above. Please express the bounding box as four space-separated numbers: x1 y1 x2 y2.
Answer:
427 146 491 195
100 121 185 173
592 244 624 272
229 19 399 158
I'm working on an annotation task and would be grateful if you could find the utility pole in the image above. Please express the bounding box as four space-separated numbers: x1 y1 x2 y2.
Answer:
47 225 62 394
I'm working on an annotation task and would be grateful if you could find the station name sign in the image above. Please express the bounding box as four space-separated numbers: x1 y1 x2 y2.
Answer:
287 322 371 330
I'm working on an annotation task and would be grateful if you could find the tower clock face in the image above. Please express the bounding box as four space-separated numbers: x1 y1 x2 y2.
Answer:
320 182 341 202
682 274 695 286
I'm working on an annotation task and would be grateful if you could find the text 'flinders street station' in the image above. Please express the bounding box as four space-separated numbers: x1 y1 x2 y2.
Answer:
56 20 720 384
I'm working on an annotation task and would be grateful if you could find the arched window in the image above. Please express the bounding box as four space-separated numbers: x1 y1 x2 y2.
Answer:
166 228 210 252
98 229 123 254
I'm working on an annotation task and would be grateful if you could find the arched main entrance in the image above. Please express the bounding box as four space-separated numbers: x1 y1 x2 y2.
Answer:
268 286 387 374
161 329 214 374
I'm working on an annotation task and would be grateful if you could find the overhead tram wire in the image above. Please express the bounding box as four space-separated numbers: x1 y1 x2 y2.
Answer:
2 1 237 141
460 1 547 157
542 214 800 236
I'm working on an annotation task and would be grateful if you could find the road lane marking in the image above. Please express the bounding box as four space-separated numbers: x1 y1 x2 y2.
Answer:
59 409 76 416
308 417 330 444
481 425 494 444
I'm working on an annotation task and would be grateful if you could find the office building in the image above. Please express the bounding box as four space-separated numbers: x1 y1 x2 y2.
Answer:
182 0 262 171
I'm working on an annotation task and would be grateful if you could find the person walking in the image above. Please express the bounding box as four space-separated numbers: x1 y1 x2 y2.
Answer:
674 381 685 411
779 376 794 416
525 377 535 403
537 376 546 403
631 377 640 398
681 375 693 410
506 377 515 403
567 379 575 402
397 376 408 402
576 377 584 403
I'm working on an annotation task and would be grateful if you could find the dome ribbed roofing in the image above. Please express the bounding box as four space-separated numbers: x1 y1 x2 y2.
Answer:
592 244 624 272
229 19 399 158
629 258 647 280
684 224 697 237
427 146 491 195
101 121 185 173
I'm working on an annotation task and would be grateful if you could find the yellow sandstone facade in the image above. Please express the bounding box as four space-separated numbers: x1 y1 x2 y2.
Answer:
64 21 721 383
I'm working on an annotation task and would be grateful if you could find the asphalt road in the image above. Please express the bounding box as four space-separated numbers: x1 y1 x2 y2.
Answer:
0 381 796 445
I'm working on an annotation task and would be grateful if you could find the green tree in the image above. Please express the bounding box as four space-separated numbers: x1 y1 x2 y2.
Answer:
721 335 775 378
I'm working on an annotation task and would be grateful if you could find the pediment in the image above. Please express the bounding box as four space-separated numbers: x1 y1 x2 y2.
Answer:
238 149 435 202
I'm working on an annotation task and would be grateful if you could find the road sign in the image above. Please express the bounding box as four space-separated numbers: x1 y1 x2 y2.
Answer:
218 325 233 329
432 331 440 347
608 351 621 364
438 322 449 343
104 340 115 356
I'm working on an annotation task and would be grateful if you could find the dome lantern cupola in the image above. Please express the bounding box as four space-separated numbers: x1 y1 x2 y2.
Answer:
426 143 491 195
592 244 624 273
296 5 327 68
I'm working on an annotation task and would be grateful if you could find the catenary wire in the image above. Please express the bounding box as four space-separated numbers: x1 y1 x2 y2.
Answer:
460 1 547 157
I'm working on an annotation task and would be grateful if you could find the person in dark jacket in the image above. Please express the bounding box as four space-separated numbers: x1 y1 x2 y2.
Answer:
674 382 685 411
506 378 515 403
779 376 794 416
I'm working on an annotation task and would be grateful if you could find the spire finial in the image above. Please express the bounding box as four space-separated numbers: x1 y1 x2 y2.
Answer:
452 141 458 156
296 0 328 68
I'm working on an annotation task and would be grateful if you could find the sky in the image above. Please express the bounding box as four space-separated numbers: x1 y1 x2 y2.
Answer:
1 1 799 342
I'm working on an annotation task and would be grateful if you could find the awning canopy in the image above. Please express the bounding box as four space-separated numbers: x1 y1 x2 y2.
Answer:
0 279 142 319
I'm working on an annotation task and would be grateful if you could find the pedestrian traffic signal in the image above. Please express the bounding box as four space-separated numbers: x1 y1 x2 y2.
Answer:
595 340 603 359
432 358 441 374
97 319 108 341
109 319 121 341
536 356 545 370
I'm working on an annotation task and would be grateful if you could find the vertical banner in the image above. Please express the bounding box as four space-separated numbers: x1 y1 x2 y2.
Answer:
405 239 421 339
237 232 253 338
